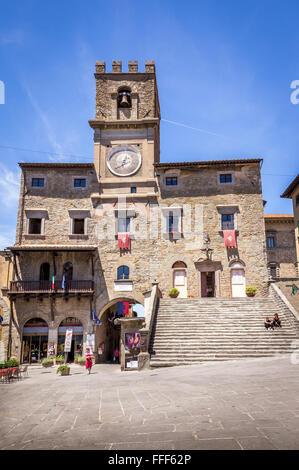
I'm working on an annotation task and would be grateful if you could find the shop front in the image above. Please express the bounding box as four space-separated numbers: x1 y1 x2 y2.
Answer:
22 318 48 364
58 317 83 362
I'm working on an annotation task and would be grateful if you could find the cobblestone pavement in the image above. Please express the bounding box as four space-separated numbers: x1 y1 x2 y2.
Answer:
1 355 299 450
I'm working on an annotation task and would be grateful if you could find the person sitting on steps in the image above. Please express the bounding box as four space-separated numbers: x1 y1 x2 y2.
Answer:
272 313 282 328
265 317 274 330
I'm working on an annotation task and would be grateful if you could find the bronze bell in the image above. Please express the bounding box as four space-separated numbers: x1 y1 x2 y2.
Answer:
119 92 130 108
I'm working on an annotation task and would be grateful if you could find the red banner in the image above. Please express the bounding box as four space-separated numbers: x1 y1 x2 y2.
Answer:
118 233 130 250
223 230 237 248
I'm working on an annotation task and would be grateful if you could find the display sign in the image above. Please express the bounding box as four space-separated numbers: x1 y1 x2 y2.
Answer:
86 334 95 352
64 329 73 353
124 332 140 355
125 354 139 369
48 343 55 357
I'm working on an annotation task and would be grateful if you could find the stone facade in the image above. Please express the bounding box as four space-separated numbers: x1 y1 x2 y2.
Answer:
281 175 299 269
4 61 270 365
264 214 298 279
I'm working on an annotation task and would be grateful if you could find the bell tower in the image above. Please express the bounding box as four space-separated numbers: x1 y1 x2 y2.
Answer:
89 60 160 197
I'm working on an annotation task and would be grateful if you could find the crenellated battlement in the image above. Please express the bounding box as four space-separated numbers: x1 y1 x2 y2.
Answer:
95 60 155 74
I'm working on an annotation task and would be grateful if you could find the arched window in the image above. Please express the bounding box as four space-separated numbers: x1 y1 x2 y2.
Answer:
172 261 187 269
40 263 50 281
63 262 73 281
117 88 131 108
117 265 129 280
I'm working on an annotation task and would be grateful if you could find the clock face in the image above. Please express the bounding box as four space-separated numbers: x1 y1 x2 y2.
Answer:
106 146 142 177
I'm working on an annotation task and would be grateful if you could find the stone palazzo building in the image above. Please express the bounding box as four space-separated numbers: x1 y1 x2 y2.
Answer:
1 60 272 367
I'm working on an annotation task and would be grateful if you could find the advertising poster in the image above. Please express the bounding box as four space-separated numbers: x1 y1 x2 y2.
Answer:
124 332 140 355
64 329 73 352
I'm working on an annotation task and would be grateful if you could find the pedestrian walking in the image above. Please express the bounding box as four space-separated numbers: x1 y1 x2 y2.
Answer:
85 348 93 374
113 348 119 364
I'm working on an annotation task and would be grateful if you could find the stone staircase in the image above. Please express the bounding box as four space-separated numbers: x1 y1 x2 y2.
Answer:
275 280 299 314
149 297 298 368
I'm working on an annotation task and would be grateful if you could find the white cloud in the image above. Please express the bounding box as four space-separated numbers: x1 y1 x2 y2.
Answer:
0 163 20 209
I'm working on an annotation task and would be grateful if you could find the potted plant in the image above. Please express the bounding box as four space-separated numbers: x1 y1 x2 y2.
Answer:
55 355 64 364
42 358 54 368
169 288 179 298
56 365 70 376
5 358 19 368
246 286 257 297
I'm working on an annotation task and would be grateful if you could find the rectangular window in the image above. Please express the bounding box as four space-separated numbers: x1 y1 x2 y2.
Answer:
168 214 179 233
29 218 42 234
267 236 275 248
118 217 130 233
131 187 137 193
270 266 277 278
74 178 86 188
32 178 44 187
73 218 85 234
221 214 234 230
166 177 178 186
220 174 232 184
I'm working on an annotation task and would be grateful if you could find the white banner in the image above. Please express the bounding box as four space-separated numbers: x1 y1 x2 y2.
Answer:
86 334 95 353
64 329 73 352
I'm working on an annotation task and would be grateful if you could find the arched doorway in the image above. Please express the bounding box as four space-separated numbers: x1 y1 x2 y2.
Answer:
22 318 49 364
230 262 246 297
58 317 83 362
172 261 187 298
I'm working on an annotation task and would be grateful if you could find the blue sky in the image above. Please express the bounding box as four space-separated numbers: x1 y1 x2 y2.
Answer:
0 0 298 248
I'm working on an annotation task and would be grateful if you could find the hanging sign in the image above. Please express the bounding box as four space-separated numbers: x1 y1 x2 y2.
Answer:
86 334 95 353
64 329 73 353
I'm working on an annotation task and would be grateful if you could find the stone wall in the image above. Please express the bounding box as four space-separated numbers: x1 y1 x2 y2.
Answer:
265 217 297 278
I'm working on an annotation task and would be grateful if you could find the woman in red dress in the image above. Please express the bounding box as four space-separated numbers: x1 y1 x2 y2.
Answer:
85 348 93 374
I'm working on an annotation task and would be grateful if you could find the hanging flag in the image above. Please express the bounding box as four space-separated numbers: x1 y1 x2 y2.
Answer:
291 284 299 296
62 273 66 290
92 310 102 325
51 273 55 290
223 230 237 248
117 301 130 316
118 233 130 250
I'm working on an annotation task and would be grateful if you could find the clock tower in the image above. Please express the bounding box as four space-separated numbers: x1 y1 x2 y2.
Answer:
89 60 160 199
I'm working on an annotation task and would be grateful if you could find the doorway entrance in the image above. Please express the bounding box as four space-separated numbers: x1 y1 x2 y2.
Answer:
201 272 215 297
172 261 187 298
58 317 83 362
231 265 246 297
21 318 48 364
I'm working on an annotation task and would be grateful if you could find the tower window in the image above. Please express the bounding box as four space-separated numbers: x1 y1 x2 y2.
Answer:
117 89 131 108
221 214 234 230
29 218 42 234
74 178 86 188
131 187 137 193
267 236 275 248
118 217 130 233
73 218 85 234
32 178 44 187
117 265 130 280
220 174 232 184
166 177 178 186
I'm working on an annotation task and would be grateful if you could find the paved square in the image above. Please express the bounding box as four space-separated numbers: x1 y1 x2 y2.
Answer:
1 356 299 450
